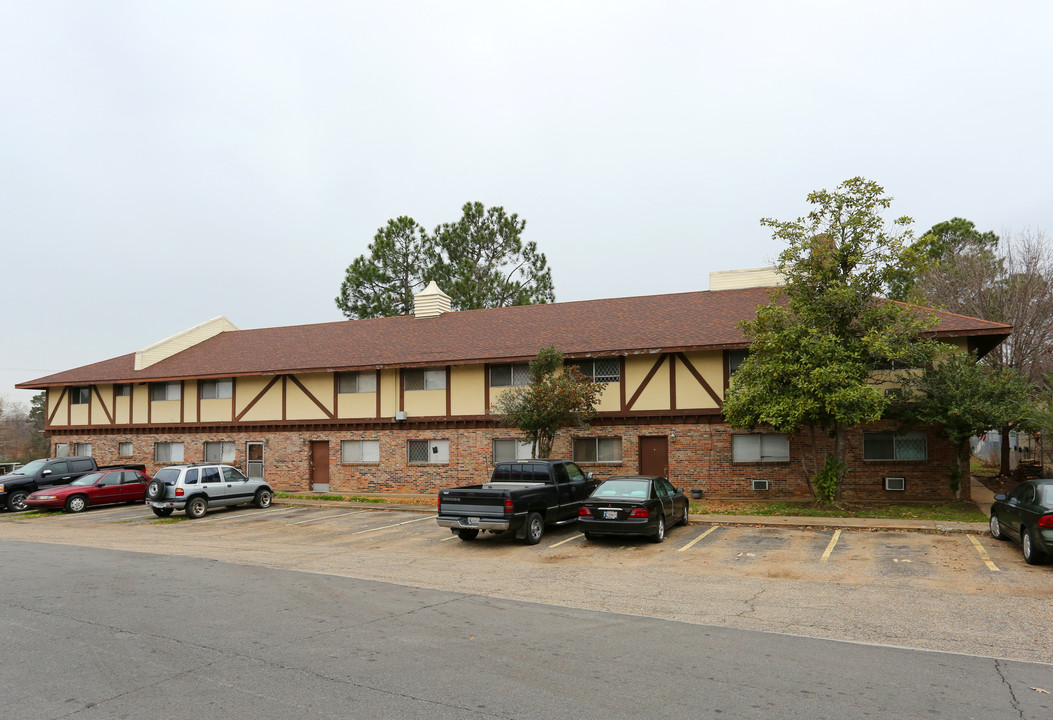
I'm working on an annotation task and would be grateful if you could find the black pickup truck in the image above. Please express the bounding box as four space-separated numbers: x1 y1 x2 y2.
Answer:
436 460 598 544
0 457 144 512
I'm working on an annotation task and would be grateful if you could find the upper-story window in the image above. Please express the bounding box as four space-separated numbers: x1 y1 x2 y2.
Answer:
114 384 131 397
490 363 531 387
567 358 620 383
71 386 91 405
404 368 446 391
150 382 181 401
338 371 377 394
728 349 749 375
200 379 233 399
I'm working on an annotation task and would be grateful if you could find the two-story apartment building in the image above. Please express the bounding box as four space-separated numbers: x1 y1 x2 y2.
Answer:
18 271 1011 501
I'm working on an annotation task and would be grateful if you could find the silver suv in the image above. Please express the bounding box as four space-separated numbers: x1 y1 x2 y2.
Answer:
145 464 273 519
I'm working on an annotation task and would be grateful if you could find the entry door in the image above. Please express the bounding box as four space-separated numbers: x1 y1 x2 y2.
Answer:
639 436 669 477
247 442 264 480
310 441 330 492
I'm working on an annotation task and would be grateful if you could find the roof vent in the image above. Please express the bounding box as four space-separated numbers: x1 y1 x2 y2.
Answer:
414 281 452 319
709 267 784 291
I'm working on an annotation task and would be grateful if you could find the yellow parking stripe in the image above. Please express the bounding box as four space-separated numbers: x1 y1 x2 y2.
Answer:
677 526 717 552
820 529 841 563
968 535 1000 571
549 534 583 548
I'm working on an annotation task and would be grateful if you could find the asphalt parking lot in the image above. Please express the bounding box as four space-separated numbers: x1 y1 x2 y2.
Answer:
2 503 1050 664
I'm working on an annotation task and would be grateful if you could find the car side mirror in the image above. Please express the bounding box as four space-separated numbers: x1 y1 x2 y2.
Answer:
97 482 108 487
677 488 685 494
994 493 1007 501
586 472 594 481
41 469 51 477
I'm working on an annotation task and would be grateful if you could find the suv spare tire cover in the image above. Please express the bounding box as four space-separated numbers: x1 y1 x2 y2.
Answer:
145 479 165 501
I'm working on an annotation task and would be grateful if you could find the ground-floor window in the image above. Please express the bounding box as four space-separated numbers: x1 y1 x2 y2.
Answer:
573 437 622 463
155 442 185 463
863 431 927 461
55 443 70 457
203 441 236 463
74 442 92 456
731 433 789 462
407 439 449 464
119 442 133 457
341 439 380 463
493 438 533 462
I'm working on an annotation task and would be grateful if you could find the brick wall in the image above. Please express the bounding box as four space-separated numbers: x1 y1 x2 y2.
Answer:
48 419 966 501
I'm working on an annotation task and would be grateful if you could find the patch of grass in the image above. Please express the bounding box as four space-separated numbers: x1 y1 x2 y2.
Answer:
690 500 986 523
12 510 57 519
152 517 186 524
275 492 388 503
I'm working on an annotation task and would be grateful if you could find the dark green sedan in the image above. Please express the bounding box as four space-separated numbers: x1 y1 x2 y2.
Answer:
989 478 1053 565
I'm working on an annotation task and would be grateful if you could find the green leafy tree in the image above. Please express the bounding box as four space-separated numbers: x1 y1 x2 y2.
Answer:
491 346 602 458
335 216 432 319
723 177 941 502
894 351 1034 495
887 217 1000 301
430 202 554 311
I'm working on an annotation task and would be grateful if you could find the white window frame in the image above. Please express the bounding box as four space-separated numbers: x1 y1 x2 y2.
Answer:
489 363 531 388
863 431 928 461
70 386 91 405
572 437 623 463
203 441 236 463
407 439 450 464
118 442 133 458
341 439 380 463
731 434 789 462
73 442 92 457
55 443 70 458
154 442 185 463
338 371 377 394
493 439 534 463
567 358 620 383
404 368 446 391
150 382 181 401
200 379 233 400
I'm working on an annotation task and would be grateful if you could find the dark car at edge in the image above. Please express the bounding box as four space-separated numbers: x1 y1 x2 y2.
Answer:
577 475 690 543
989 478 1053 565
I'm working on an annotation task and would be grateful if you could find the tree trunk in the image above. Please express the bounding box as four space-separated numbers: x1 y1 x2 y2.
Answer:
999 424 1012 476
833 424 847 500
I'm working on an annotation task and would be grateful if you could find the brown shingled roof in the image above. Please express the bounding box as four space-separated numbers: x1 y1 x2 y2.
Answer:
17 287 1012 388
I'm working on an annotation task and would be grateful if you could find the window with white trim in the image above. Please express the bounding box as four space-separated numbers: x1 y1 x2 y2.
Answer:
407 439 449 464
200 379 233 399
338 371 377 394
490 363 531 387
150 382 181 401
73 443 92 457
404 368 446 391
728 349 749 375
341 439 380 463
71 386 91 405
115 384 131 397
55 443 70 458
731 434 789 462
567 358 620 383
864 431 927 461
572 437 623 463
493 439 533 463
119 442 133 457
155 442 185 463
203 441 236 463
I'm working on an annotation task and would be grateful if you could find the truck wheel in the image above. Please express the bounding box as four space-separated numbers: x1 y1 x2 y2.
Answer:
152 507 174 518
524 512 544 545
6 490 29 512
145 479 165 501
185 497 208 519
457 529 479 541
64 495 89 513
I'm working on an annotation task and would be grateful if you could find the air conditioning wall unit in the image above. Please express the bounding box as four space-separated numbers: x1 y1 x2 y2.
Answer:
885 476 906 491
394 411 407 421
752 479 769 491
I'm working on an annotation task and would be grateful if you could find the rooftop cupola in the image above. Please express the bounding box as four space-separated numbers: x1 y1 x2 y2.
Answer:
413 281 452 318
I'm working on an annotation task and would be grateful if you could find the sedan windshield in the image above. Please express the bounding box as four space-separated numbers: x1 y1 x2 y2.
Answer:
71 473 104 486
13 460 45 475
593 479 650 499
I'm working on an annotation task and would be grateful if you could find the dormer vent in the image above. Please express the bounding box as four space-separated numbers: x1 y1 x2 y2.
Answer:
414 281 452 319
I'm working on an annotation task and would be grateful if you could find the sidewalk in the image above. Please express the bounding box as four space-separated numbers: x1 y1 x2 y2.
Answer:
276 480 995 536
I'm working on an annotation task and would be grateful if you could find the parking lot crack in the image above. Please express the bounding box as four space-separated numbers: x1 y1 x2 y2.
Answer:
993 659 1025 719
735 588 766 618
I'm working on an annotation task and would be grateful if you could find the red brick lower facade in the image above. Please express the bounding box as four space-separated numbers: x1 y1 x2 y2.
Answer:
48 418 967 502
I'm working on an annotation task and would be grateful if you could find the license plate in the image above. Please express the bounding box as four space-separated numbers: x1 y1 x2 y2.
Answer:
603 511 618 520
464 517 479 526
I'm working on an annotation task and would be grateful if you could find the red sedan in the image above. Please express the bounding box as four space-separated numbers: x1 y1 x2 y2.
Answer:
25 469 151 513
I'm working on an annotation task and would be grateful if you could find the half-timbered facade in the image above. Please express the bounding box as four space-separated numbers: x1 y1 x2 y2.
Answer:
18 273 1012 501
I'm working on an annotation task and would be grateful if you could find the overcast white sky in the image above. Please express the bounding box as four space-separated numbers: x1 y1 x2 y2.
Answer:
3 1 1052 407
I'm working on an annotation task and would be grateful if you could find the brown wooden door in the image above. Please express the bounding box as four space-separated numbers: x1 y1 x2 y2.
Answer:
310 441 330 491
638 436 669 477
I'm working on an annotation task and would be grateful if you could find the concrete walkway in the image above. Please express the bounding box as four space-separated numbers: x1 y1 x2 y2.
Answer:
276 480 997 536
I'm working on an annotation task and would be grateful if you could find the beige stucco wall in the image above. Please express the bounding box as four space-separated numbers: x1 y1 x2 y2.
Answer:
596 382 621 412
114 395 131 424
676 351 722 409
237 377 282 422
47 389 65 427
70 403 89 426
151 400 181 424
183 381 198 423
380 370 399 417
451 366 484 416
404 388 445 417
287 374 331 421
626 354 671 411
132 385 150 424
90 386 113 425
199 398 231 423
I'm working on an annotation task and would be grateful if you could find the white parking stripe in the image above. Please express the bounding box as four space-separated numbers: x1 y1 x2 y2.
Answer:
349 514 435 535
820 529 841 563
677 526 717 552
293 510 368 525
968 535 1001 571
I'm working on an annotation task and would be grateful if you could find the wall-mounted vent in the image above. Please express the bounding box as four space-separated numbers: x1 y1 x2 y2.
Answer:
885 477 906 491
394 410 407 421
752 479 769 491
